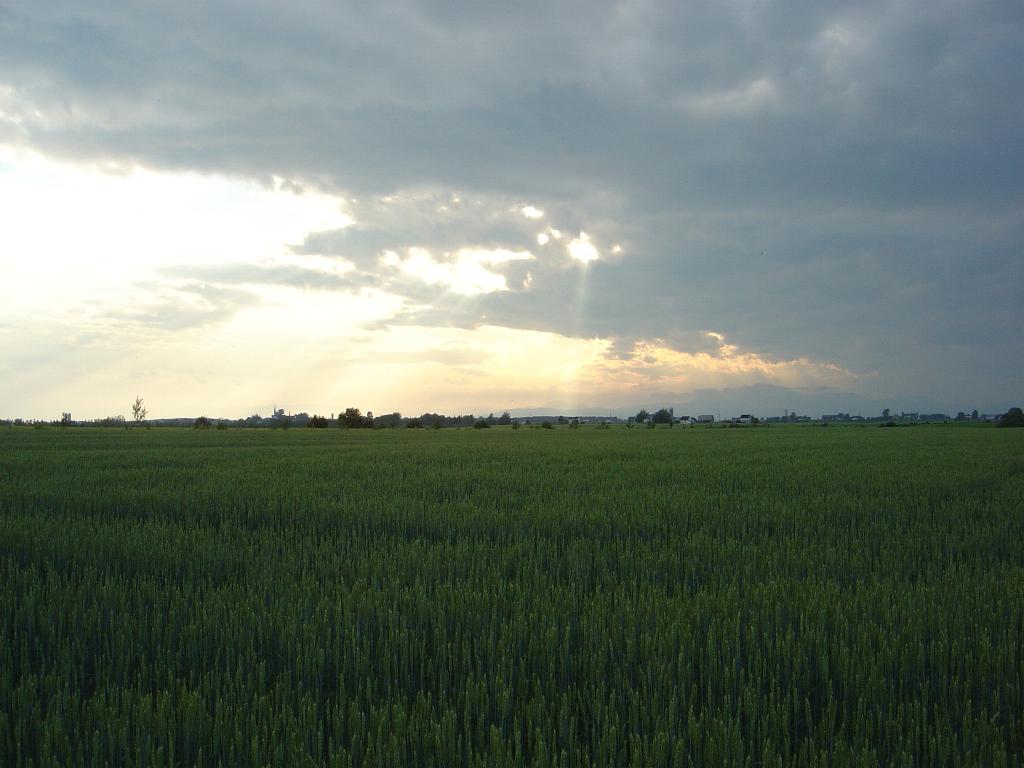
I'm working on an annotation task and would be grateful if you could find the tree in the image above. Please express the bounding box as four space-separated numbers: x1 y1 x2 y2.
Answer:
308 414 329 428
374 412 402 428
882 408 890 419
997 407 1024 428
194 416 212 429
131 396 147 425
652 408 673 424
971 409 979 420
635 409 650 424
497 411 512 426
473 419 491 429
340 408 368 429
557 415 568 425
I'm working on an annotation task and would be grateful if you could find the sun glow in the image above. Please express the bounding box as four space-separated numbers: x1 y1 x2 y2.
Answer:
0 146 352 315
568 232 599 263
0 145 860 421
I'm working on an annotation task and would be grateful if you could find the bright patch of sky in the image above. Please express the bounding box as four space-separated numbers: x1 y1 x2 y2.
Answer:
0 147 351 317
686 76 780 116
567 232 599 264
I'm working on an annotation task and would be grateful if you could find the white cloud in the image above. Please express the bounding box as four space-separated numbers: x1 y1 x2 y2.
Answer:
380 246 533 296
595 334 862 393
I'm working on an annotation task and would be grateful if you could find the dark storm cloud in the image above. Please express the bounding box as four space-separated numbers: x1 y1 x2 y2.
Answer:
2 0 1022 405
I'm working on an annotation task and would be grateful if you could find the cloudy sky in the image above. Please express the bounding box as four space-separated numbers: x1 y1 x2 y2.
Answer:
1 0 1021 419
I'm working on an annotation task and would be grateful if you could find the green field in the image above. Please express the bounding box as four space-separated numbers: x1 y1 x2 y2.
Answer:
2 425 1022 766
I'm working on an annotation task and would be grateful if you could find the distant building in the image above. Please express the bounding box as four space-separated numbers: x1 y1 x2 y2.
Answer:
821 413 851 422
737 414 753 424
697 414 715 424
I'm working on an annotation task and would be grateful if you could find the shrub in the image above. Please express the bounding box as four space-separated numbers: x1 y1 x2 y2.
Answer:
473 419 491 429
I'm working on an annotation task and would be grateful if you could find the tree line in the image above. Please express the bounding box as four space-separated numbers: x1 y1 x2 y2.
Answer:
304 409 517 430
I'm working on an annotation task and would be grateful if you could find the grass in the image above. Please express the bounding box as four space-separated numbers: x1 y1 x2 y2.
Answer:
1 424 1022 766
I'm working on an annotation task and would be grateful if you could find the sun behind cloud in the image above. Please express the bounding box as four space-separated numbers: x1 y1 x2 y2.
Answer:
567 232 599 264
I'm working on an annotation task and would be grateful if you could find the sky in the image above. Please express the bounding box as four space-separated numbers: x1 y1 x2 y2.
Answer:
1 0 1021 419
